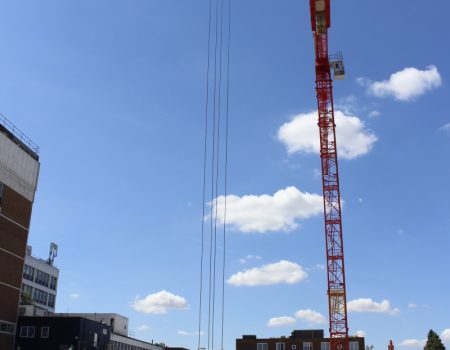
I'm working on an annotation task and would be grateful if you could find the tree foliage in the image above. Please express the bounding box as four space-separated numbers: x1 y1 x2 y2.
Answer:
424 330 446 350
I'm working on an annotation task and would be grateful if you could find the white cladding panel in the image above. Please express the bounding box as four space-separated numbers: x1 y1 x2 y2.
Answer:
110 333 164 350
25 255 59 278
0 132 39 202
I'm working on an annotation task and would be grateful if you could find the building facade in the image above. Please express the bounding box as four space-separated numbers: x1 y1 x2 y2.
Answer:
17 313 164 350
0 117 40 350
19 245 59 314
236 330 365 350
15 315 111 350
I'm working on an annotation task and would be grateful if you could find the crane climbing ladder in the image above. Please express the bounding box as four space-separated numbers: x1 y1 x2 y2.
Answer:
309 1 349 350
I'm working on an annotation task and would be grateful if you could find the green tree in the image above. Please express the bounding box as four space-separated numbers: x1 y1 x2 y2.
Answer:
20 291 33 305
424 330 445 350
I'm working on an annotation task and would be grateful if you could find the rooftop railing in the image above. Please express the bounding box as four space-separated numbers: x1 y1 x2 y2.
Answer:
0 113 39 155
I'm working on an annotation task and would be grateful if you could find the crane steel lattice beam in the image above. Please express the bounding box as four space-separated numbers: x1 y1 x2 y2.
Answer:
309 1 349 350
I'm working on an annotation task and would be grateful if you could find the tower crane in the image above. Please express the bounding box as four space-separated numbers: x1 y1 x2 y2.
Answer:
308 1 349 350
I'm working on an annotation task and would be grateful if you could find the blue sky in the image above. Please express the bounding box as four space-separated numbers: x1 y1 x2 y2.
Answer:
1 0 449 349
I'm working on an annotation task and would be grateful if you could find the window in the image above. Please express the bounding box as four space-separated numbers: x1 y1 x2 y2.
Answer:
303 343 313 350
49 276 58 290
48 294 56 308
321 342 330 350
35 270 50 287
41 327 49 338
258 343 268 350
33 288 48 305
21 284 33 303
23 265 35 281
276 343 285 350
0 321 15 335
350 342 359 350
20 326 36 338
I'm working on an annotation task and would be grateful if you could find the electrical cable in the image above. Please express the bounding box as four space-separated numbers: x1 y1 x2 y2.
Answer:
198 0 231 348
197 0 214 348
220 0 231 348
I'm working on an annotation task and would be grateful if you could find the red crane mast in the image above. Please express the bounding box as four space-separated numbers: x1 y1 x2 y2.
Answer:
308 1 349 350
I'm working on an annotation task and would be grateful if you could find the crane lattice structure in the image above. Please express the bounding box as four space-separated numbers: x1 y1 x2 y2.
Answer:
309 1 349 350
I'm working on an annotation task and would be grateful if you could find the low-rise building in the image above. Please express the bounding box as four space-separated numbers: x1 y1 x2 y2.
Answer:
16 313 164 350
236 330 365 350
19 244 59 314
15 315 111 350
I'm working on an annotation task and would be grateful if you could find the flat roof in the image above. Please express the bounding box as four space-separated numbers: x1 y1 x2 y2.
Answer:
0 114 39 160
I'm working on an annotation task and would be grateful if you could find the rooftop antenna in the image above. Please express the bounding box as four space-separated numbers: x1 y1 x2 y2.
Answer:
48 242 58 266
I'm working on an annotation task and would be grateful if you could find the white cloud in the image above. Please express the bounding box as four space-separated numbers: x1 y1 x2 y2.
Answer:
177 330 204 336
228 260 308 286
399 339 426 347
277 110 377 160
295 309 326 324
364 66 442 101
212 186 323 233
355 330 366 338
178 330 191 336
368 110 381 118
138 325 151 331
442 329 450 343
348 298 400 315
407 303 417 308
132 290 188 314
70 293 80 299
267 316 296 327
315 264 325 270
440 123 450 133
240 255 262 264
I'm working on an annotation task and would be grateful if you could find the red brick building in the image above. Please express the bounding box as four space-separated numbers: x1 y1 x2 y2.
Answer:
0 119 40 349
236 330 365 350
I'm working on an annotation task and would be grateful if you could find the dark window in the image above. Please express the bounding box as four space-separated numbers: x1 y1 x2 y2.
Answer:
35 270 50 287
0 321 15 335
23 265 35 281
49 276 58 290
48 294 56 308
33 288 48 305
41 326 49 338
20 326 35 338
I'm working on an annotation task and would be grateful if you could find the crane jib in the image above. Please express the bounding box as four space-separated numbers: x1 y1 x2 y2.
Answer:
309 1 349 350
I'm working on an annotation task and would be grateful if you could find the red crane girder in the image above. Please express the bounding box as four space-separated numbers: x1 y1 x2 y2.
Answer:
309 1 349 350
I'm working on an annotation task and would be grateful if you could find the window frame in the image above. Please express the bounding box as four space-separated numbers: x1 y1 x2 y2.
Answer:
0 321 15 335
41 326 50 338
20 326 36 338
303 342 313 350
